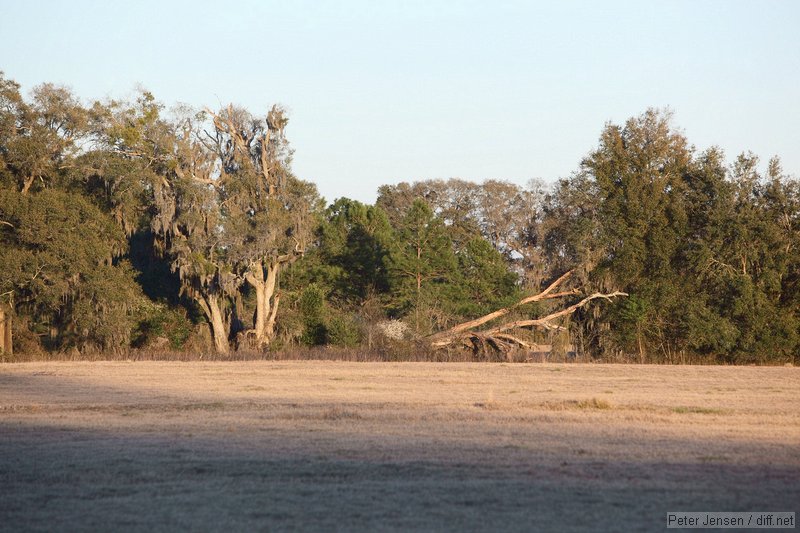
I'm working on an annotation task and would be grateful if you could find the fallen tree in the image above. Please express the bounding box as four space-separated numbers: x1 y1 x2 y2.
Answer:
427 271 627 356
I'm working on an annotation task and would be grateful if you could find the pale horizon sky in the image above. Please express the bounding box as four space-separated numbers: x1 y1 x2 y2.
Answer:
2 0 799 204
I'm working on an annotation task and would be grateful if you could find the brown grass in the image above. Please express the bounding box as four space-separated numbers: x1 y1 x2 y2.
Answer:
0 361 798 531
10 343 779 365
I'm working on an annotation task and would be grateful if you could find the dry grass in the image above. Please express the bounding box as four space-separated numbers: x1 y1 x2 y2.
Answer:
0 361 798 531
538 397 614 411
10 344 761 364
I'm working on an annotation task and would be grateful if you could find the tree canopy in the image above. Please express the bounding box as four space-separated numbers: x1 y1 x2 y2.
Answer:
1 73 797 364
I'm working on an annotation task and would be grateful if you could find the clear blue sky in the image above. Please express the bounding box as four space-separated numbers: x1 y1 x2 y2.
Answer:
2 0 799 204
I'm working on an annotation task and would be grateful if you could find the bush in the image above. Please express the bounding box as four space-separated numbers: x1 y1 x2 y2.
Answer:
327 314 362 347
133 303 193 350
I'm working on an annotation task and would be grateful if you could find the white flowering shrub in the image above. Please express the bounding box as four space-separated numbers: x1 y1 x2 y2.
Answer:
377 320 409 341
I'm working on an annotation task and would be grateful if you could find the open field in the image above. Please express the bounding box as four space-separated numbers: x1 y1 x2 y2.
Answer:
1 362 798 532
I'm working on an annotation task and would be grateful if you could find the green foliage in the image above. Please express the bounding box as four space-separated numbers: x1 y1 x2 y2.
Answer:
387 199 458 322
549 108 800 363
133 303 193 350
1 72 797 363
0 188 144 351
294 283 363 347
326 314 362 348
379 197 523 333
454 237 520 316
610 294 651 359
299 284 327 345
315 198 393 303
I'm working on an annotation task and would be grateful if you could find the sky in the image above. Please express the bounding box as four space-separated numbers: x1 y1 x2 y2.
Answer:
2 0 799 204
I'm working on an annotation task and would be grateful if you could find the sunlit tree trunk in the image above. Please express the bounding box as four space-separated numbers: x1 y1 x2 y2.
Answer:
247 262 281 349
0 305 12 356
196 294 229 355
20 175 35 195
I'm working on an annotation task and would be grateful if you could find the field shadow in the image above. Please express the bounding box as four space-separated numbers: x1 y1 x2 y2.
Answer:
1 371 798 532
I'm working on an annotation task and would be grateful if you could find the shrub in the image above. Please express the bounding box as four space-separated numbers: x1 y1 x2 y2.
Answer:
133 303 193 350
327 314 362 347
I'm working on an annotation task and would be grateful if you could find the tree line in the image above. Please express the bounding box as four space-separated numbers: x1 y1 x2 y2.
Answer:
1 73 798 363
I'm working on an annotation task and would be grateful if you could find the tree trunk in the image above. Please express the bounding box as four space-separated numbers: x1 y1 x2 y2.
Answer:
196 294 229 355
0 306 11 356
249 262 280 349
415 245 422 334
207 296 230 355
637 324 645 364
21 175 35 195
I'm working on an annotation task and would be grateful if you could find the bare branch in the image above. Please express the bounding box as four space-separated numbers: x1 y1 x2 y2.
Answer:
481 291 627 337
491 333 534 349
429 270 576 341
430 290 627 349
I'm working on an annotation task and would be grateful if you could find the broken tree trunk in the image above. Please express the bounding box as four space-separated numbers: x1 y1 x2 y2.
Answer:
427 270 626 354
428 270 578 344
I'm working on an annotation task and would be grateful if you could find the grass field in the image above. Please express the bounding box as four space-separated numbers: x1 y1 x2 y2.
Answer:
1 361 798 532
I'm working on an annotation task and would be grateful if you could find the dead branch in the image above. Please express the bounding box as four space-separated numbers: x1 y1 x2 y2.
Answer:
428 270 577 342
491 333 534 349
481 291 628 337
429 288 627 351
